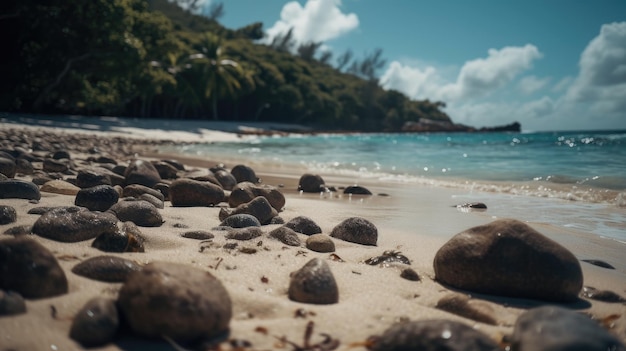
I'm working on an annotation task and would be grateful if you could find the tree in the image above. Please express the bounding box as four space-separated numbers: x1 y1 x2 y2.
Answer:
297 41 322 61
205 2 224 21
336 49 353 71
270 27 296 52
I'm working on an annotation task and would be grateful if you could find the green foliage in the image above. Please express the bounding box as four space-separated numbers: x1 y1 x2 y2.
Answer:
1 0 451 131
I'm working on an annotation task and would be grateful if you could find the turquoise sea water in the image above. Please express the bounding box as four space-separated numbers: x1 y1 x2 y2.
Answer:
172 130 626 243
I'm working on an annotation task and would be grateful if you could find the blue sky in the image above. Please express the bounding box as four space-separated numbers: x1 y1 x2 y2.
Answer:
207 0 626 131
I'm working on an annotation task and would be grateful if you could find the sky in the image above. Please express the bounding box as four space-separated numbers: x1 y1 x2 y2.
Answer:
205 0 626 131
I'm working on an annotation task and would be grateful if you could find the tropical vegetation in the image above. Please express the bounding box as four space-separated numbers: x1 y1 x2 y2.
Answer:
1 0 452 131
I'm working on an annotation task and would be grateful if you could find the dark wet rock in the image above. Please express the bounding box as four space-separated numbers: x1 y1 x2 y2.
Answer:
108 199 162 227
213 168 237 190
0 179 41 200
40 179 80 195
581 259 615 269
219 196 276 224
433 219 583 302
305 234 335 253
170 178 224 207
122 184 165 202
581 286 626 303
188 170 222 187
436 293 497 325
283 216 322 235
365 250 410 266
152 161 179 179
229 182 285 211
0 290 26 316
268 226 301 246
455 202 488 210
0 157 16 178
225 227 263 241
3 225 32 236
75 185 119 211
330 217 378 246
43 157 69 173
31 175 54 186
0 205 17 225
138 193 164 209
154 183 170 201
400 268 421 281
369 319 501 351
298 173 325 193
181 230 215 240
511 306 626 351
343 185 372 195
76 168 113 188
219 214 261 228
288 258 338 305
162 159 185 171
0 173 7 181
51 149 71 160
92 222 145 253
72 255 142 282
69 297 119 347
32 206 118 242
230 164 259 183
117 262 232 341
27 206 56 215
15 158 34 175
0 237 68 298
270 216 285 225
124 159 161 187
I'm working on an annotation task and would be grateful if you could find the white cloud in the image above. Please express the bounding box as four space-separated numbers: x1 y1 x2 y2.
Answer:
264 0 359 46
518 76 550 94
566 21 626 115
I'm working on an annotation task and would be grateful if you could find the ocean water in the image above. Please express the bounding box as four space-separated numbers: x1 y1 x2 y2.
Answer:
169 130 626 242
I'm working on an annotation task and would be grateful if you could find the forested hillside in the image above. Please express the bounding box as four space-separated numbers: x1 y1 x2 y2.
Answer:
0 0 452 131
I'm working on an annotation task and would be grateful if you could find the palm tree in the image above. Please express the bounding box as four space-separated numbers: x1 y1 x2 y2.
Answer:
193 33 253 120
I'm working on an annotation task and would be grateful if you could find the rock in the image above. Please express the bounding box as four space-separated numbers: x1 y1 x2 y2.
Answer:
219 214 261 228
229 182 285 211
0 237 68 298
122 184 165 202
0 205 17 225
225 227 263 241
581 259 615 269
400 268 421 281
15 158 34 175
435 293 497 325
124 159 161 187
72 255 142 282
76 168 112 188
330 217 378 246
455 202 488 210
181 230 215 240
581 286 626 303
305 234 335 253
3 224 32 236
170 178 224 207
283 216 322 235
69 297 119 347
369 319 501 351
43 157 69 173
433 219 583 302
230 164 259 183
32 207 118 242
162 159 185 171
51 149 70 160
75 185 119 211
0 157 16 178
117 262 232 341
288 258 338 305
138 193 164 209
27 206 56 215
268 226 301 246
212 168 237 190
108 199 162 227
92 222 145 253
511 306 626 351
40 179 80 195
0 290 26 316
298 174 325 193
343 185 372 195
152 161 179 179
219 196 276 224
0 179 41 200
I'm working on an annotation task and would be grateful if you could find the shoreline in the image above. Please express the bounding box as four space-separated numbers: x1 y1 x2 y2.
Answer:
1 120 625 349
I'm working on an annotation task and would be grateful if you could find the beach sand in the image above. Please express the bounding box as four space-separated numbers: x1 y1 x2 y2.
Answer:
0 117 625 350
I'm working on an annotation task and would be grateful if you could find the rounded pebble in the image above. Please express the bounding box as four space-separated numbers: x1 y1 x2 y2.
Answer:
32 206 118 242
288 258 338 305
72 255 142 282
305 234 335 253
69 297 119 347
75 185 119 211
330 217 378 246
0 205 17 225
0 290 26 316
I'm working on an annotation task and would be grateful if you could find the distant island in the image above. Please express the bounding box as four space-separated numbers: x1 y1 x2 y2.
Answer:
401 120 522 133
